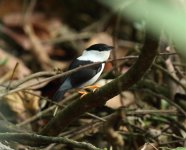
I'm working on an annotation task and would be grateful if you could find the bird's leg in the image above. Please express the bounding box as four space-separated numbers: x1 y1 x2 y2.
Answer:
78 85 100 98
78 90 88 98
84 85 100 92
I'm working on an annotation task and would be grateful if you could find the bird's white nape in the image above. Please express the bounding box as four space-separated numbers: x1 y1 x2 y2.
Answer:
77 50 111 62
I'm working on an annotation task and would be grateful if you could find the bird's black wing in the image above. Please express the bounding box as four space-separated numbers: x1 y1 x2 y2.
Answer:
52 59 102 101
68 59 102 87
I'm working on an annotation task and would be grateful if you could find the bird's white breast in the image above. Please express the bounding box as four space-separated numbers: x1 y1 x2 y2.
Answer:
80 63 105 87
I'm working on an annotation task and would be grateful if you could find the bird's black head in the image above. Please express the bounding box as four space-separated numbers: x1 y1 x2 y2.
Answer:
86 43 113 51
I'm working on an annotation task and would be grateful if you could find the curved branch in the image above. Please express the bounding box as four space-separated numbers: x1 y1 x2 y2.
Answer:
40 29 160 136
0 133 102 150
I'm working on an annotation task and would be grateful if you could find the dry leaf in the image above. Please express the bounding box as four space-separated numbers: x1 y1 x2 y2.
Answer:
96 79 135 109
106 91 135 109
0 48 31 78
1 90 39 122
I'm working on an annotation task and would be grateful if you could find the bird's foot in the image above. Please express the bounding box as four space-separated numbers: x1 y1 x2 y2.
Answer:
78 91 88 98
84 85 100 92
78 85 100 98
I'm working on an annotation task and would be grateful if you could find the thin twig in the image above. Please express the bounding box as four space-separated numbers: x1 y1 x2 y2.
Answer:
126 109 177 115
6 62 19 91
153 64 186 91
113 9 125 107
1 53 176 97
0 56 138 97
12 71 55 89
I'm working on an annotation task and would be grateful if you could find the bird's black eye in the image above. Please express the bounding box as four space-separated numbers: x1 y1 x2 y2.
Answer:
86 43 113 51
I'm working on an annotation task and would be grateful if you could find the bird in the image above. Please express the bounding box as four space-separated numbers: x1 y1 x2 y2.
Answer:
52 43 113 101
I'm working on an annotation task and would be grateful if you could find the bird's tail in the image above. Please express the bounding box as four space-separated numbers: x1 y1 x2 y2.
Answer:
52 79 72 101
52 89 68 101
